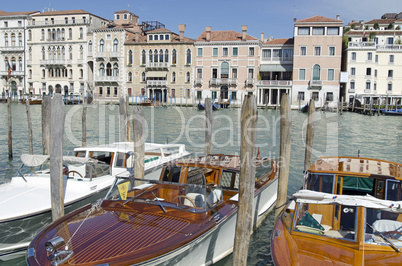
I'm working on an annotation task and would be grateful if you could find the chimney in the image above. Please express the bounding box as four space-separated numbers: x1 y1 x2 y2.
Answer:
261 32 264 42
336 15 340 20
178 24 186 42
135 33 139 42
205 26 211 42
241 25 248 41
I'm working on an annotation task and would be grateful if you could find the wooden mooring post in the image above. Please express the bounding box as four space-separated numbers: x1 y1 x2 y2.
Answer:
133 106 145 180
25 99 33 154
205 98 213 155
304 99 315 172
274 94 292 222
340 97 344 115
233 95 257 266
82 96 87 147
126 95 130 141
7 96 12 159
352 97 356 112
42 96 50 154
369 101 373 116
120 97 127 142
377 98 381 116
50 94 66 221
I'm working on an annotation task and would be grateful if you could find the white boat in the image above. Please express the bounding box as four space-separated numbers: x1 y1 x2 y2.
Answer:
0 142 190 261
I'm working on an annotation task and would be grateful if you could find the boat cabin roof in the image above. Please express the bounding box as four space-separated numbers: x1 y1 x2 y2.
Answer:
74 142 185 154
308 157 401 180
175 155 241 171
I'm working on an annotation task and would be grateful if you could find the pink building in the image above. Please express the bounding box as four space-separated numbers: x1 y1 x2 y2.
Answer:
194 26 260 107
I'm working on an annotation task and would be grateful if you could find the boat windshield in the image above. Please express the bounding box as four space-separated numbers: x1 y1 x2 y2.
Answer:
365 207 402 250
106 177 223 213
293 202 358 242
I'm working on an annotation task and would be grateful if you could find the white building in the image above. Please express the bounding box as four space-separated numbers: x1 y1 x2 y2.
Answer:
0 10 39 98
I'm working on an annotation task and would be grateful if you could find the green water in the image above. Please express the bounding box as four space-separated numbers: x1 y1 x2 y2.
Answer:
0 103 400 265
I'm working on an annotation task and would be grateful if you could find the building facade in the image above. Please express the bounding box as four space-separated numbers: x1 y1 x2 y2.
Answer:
0 10 39 97
194 26 260 107
344 18 402 105
292 16 343 109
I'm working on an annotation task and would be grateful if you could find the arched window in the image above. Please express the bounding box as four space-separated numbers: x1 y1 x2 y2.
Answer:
186 49 191 64
79 27 83 39
11 33 15 46
42 47 45 60
172 49 177 64
41 29 45 40
113 63 119 76
80 69 83 78
11 57 16 70
57 47 61 59
51 29 55 40
48 47 52 60
106 63 112 76
113 38 118 52
128 72 132 82
69 46 73 60
68 28 72 39
220 62 229 78
142 50 146 64
141 72 145 82
29 47 32 60
313 64 321 80
186 72 190 82
159 49 163 63
61 29 65 39
80 45 83 60
128 50 133 65
18 33 22 46
4 33 8 46
99 63 105 76
99 39 104 52
48 29 51 40
88 40 92 52
149 50 153 63
165 49 169 63
62 47 65 59
172 72 176 82
57 29 60 40
154 49 158 62
18 57 22 71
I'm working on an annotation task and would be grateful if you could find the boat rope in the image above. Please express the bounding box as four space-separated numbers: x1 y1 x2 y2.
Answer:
64 199 102 250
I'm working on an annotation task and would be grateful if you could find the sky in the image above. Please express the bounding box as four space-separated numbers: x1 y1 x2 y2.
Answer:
2 0 402 40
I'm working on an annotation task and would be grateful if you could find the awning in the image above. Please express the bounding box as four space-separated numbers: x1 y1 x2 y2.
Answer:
260 64 292 72
20 154 97 167
146 72 168 78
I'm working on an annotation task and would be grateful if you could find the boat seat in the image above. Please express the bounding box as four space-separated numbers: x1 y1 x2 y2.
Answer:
184 193 205 208
206 188 222 207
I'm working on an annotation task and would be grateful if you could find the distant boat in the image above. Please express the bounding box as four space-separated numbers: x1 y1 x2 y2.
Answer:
21 97 42 105
26 155 278 266
197 101 219 111
381 108 402 116
300 103 309 113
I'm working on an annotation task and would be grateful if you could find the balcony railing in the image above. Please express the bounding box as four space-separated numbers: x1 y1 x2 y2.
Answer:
147 80 167 86
261 56 293 62
146 62 169 68
94 52 106 58
245 78 254 85
209 78 237 86
257 80 292 86
110 52 120 58
348 89 355 93
0 46 24 52
94 75 119 82
0 70 24 76
40 59 66 65
28 19 88 26
310 80 322 89
348 42 402 51
194 78 202 85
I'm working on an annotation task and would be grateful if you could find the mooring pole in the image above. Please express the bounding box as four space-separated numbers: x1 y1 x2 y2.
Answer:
205 98 213 155
126 95 130 141
233 94 257 266
119 97 127 142
7 96 12 159
82 96 87 147
42 96 50 154
25 99 33 154
352 97 356 112
133 106 145 180
50 94 66 221
304 99 315 172
274 94 292 222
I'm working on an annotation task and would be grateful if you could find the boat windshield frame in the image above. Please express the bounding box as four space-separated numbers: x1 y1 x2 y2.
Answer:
105 176 223 213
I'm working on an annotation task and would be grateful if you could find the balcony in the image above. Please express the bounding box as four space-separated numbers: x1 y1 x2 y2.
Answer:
28 19 88 26
94 75 119 82
194 78 203 85
0 46 24 52
348 89 355 93
94 52 106 58
147 80 167 86
309 80 322 89
40 59 66 66
146 62 169 69
245 78 254 86
209 78 237 86
110 52 120 58
261 56 293 63
45 38 66 42
0 70 24 77
348 42 376 49
257 80 292 87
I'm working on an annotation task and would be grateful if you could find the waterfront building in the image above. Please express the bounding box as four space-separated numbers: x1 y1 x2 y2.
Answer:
0 10 39 98
292 15 344 109
124 22 195 104
344 17 402 106
26 9 109 96
194 26 260 107
257 37 293 107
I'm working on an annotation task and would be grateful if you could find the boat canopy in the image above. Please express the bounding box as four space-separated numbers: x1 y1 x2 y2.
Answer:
20 154 97 167
293 190 402 213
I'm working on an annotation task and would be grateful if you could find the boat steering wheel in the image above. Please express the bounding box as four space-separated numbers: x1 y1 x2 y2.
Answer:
67 170 83 179
383 231 402 239
172 195 196 207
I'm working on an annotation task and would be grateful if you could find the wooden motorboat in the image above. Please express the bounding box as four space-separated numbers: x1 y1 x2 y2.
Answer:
272 190 402 265
21 97 42 105
197 101 219 111
271 156 402 265
300 103 309 113
26 154 278 265
0 142 190 261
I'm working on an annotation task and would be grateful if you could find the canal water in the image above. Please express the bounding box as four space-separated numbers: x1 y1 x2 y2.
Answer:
0 103 400 265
